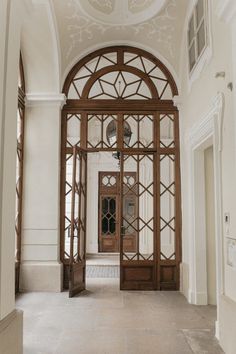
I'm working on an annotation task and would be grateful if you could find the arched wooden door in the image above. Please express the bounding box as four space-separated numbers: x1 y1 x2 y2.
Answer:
61 46 181 295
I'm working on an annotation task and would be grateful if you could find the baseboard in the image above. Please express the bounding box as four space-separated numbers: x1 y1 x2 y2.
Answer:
187 289 208 305
0 309 23 354
215 320 219 340
20 261 63 292
188 289 194 304
195 291 208 305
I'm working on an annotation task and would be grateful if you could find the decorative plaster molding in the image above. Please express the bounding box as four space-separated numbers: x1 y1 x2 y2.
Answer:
89 0 114 14
78 0 167 26
65 0 177 59
186 92 224 328
129 0 155 12
186 92 224 152
26 93 66 108
217 0 236 24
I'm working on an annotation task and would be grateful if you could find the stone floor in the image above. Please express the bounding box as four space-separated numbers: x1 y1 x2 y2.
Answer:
16 278 224 354
87 265 119 278
87 254 119 266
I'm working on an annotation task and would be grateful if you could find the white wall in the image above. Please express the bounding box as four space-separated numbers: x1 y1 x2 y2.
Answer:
0 0 32 353
21 1 60 93
204 145 216 305
0 0 21 321
180 0 234 295
179 0 236 351
19 1 64 292
20 103 63 292
0 0 33 317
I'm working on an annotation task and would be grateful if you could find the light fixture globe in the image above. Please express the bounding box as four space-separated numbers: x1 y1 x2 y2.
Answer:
106 119 132 160
106 119 117 147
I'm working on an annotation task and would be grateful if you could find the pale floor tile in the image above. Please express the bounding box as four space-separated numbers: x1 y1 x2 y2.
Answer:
16 278 224 354
87 254 119 266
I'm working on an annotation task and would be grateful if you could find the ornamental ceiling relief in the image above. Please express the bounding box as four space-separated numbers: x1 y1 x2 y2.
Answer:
128 0 155 13
51 0 188 76
88 0 115 15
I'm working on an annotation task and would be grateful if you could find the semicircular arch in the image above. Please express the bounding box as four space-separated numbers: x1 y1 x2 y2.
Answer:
63 46 178 102
82 66 159 100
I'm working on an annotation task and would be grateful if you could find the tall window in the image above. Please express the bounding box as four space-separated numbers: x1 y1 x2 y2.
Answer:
15 53 25 293
188 0 207 73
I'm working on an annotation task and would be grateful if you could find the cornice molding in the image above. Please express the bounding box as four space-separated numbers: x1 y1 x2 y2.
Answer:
26 93 66 108
217 0 236 24
186 92 224 151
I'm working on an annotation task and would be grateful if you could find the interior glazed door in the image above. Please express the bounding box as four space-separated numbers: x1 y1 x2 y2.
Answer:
99 172 119 252
99 172 137 253
119 151 157 290
61 47 182 292
122 172 138 253
69 147 87 297
99 195 119 252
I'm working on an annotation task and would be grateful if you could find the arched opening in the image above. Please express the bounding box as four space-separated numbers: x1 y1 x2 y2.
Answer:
60 46 181 296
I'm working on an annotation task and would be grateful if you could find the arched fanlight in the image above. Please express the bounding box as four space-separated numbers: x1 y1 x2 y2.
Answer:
106 119 132 160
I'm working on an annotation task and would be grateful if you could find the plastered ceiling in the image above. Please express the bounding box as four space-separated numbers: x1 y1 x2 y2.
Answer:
52 0 188 79
79 0 167 25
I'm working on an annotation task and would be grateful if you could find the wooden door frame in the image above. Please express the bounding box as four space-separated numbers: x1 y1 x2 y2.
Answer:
60 45 182 291
61 110 181 291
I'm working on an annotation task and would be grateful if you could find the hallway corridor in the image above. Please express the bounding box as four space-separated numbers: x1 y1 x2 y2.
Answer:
16 278 223 354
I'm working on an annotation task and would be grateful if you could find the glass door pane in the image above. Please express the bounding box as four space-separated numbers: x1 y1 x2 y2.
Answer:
120 152 156 290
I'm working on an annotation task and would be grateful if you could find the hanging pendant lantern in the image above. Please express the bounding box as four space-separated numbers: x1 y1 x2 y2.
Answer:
106 119 132 160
